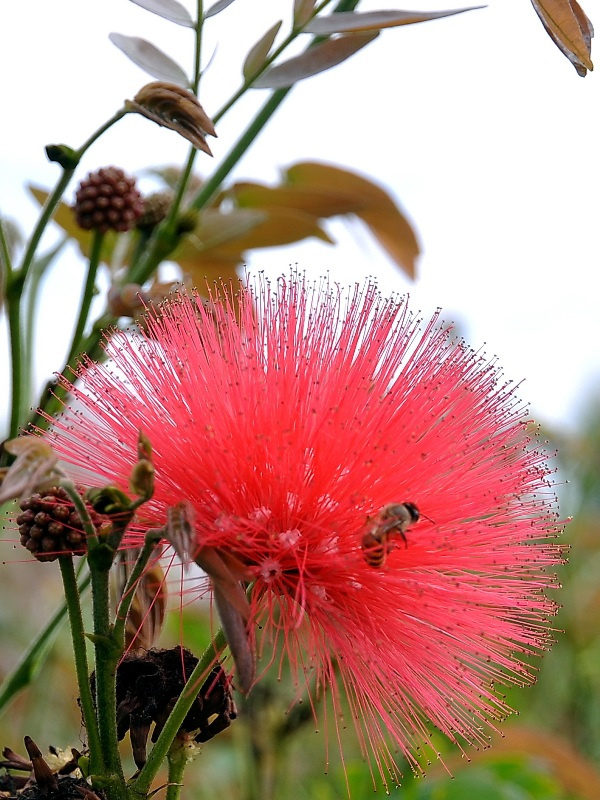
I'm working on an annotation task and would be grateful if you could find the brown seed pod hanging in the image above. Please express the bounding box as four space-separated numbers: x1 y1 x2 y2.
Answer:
126 82 217 155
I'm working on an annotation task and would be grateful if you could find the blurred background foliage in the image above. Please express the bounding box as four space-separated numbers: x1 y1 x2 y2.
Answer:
1 396 600 799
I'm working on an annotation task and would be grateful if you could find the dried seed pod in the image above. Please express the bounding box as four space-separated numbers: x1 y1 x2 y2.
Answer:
126 82 217 155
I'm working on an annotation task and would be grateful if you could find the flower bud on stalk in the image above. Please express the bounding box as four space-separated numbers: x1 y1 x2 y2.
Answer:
73 167 144 233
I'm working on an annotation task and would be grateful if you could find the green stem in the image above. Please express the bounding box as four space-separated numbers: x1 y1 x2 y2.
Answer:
58 556 104 774
125 0 358 288
212 0 336 124
17 169 75 284
61 481 100 551
0 215 12 273
164 740 189 800
90 563 125 782
4 109 127 444
6 275 25 442
126 1 203 283
22 238 69 420
130 629 227 797
28 311 116 432
191 88 292 212
67 230 105 364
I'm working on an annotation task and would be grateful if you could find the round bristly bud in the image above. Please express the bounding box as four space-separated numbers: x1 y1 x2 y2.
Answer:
136 191 172 233
74 167 144 233
16 486 107 562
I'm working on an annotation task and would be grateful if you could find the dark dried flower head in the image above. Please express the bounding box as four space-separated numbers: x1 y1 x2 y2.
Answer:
126 82 217 155
16 486 108 562
103 647 236 768
74 167 144 233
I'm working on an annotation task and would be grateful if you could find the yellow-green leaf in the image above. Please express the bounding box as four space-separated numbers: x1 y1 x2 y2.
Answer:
304 7 482 35
232 182 364 218
253 31 378 89
243 21 282 80
530 0 593 76
172 207 332 275
285 162 420 278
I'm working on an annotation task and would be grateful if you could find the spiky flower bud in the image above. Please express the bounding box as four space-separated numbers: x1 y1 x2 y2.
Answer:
16 486 107 562
74 167 144 233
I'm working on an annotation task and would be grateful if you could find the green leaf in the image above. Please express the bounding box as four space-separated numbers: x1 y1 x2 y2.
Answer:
204 0 237 18
304 7 483 34
109 33 189 85
253 31 378 89
129 0 194 27
294 0 317 27
243 21 283 79
0 574 90 714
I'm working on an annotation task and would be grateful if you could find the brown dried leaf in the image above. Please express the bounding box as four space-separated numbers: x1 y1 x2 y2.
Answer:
304 7 482 35
530 0 593 75
253 31 378 89
243 21 282 79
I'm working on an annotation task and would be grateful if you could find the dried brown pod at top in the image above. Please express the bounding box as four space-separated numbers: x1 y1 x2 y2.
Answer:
126 82 217 155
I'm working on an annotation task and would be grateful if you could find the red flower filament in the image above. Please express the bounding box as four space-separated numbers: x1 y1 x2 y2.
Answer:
47 275 563 785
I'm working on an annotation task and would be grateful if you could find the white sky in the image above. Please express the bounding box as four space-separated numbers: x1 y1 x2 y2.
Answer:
1 0 599 434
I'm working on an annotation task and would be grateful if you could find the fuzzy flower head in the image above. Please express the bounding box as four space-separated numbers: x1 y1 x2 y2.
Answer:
48 274 563 785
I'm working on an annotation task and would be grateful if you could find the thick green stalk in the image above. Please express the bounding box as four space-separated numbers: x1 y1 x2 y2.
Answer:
130 629 227 797
67 230 105 364
58 556 103 774
90 562 125 784
164 740 190 800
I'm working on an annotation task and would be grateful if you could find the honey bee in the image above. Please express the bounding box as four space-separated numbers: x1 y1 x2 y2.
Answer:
361 502 420 568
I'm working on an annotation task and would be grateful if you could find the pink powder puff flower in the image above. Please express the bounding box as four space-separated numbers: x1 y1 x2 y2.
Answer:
46 274 563 786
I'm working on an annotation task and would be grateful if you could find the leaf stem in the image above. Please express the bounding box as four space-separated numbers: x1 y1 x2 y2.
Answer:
58 555 104 774
130 629 227 797
67 230 105 364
